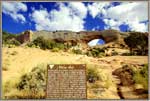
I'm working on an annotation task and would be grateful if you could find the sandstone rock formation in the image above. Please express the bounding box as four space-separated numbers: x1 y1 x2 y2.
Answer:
17 29 122 44
17 30 33 43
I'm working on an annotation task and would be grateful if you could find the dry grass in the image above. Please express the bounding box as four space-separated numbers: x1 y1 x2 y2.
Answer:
2 46 148 99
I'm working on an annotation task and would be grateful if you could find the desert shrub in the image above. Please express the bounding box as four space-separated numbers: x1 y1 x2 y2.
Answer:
72 49 82 54
2 66 9 71
27 42 36 48
8 44 15 48
87 67 101 83
86 51 93 57
2 31 21 46
10 51 18 55
33 36 66 51
17 64 46 98
55 43 65 50
2 31 19 45
33 36 50 50
6 39 21 46
91 83 101 89
133 64 148 90
111 51 118 56
121 52 137 56
86 47 105 57
124 32 148 55
98 52 105 58
121 52 131 56
2 59 10 71
103 76 113 89
51 48 60 52
90 48 99 57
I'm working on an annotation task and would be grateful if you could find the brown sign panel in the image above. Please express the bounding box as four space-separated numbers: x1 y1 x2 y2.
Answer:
46 64 87 99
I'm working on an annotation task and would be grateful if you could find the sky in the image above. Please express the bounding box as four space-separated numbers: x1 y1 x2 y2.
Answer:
2 1 149 34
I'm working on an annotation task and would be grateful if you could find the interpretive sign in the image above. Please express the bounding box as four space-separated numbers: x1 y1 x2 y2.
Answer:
46 64 87 99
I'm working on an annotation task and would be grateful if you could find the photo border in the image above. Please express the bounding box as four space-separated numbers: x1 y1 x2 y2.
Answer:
0 0 149 100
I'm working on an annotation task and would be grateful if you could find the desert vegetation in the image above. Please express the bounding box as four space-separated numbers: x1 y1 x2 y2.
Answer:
133 64 148 91
2 31 21 47
2 30 148 99
124 31 148 55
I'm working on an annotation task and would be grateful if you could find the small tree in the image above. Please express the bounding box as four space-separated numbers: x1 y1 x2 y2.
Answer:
124 32 148 55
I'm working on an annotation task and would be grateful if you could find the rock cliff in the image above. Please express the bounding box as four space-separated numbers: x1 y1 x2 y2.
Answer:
17 29 123 44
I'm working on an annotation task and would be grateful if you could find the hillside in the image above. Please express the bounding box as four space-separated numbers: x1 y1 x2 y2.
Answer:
2 30 148 99
2 46 148 99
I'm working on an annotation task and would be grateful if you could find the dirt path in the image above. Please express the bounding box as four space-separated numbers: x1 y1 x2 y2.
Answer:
117 84 124 99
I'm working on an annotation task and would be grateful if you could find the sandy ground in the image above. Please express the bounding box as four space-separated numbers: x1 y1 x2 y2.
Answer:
2 46 148 99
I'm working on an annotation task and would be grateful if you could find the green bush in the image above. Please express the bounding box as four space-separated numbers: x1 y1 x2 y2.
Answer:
27 42 36 48
91 83 100 89
51 48 60 52
33 36 66 51
121 52 131 56
17 64 46 98
124 32 148 55
7 44 15 48
86 51 93 57
87 67 101 83
121 52 137 56
33 37 50 50
10 51 18 55
98 52 105 58
133 64 148 90
112 51 118 56
5 39 21 47
86 47 105 57
55 43 65 50
72 49 82 54
2 31 21 46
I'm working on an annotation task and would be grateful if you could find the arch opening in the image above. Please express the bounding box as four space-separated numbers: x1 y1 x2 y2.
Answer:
88 39 105 47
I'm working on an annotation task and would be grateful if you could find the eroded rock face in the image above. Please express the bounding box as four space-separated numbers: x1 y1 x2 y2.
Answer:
17 29 121 44
17 30 33 43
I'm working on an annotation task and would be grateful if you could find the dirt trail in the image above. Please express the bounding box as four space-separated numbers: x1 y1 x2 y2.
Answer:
112 64 148 99
97 56 148 99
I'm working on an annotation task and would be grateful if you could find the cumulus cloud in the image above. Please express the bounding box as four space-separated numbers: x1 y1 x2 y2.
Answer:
128 18 148 32
2 2 27 23
88 2 148 32
106 2 147 22
105 2 148 32
88 2 110 18
103 19 122 30
30 2 88 31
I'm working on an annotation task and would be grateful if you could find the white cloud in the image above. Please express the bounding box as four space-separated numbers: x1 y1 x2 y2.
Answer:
105 2 148 32
88 2 148 32
88 2 110 18
92 26 101 31
2 2 27 23
106 2 147 22
103 18 122 30
128 17 148 32
31 2 88 31
68 2 88 19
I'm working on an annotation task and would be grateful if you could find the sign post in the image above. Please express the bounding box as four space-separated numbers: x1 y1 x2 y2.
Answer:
46 64 87 99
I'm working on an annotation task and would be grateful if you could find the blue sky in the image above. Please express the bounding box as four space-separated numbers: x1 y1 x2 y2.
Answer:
2 1 148 34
